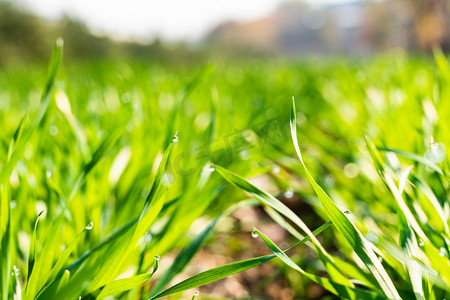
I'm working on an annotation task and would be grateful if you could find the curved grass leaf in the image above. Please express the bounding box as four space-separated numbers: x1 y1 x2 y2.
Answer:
397 208 423 300
27 210 44 284
213 164 352 287
378 147 443 175
97 272 155 299
149 220 332 299
290 98 400 299
366 137 428 243
150 199 259 295
254 228 387 300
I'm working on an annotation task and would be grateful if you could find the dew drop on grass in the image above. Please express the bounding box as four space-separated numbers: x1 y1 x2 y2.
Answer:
172 131 179 143
208 166 215 172
49 125 59 136
440 247 446 257
344 210 351 215
154 255 160 261
85 221 94 231
194 291 200 296
284 189 294 199
239 150 250 160
272 165 280 174
251 228 259 238
419 240 424 247
11 265 19 277
425 136 446 163
46 170 52 178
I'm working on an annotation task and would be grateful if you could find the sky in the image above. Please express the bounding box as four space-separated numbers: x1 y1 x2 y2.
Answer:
21 0 354 41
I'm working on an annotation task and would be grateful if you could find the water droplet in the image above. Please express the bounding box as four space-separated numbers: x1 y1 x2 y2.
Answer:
239 150 250 160
284 189 294 199
378 256 383 263
324 175 335 188
10 201 16 209
251 228 259 238
419 241 424 247
425 136 446 163
344 210 351 215
85 221 93 231
11 265 19 277
194 291 200 296
440 247 446 257
343 163 359 178
272 165 280 174
208 166 215 172
366 232 378 243
46 170 52 178
144 234 152 243
49 125 59 136
172 131 179 143
154 255 160 261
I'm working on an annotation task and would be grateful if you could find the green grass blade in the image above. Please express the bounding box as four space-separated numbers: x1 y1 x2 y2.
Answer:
254 228 388 300
366 137 428 243
97 272 155 299
151 199 258 295
290 98 400 299
378 147 443 175
0 185 12 300
30 221 91 299
149 220 331 300
213 164 352 287
26 210 44 284
398 208 423 300
0 39 63 184
150 255 274 300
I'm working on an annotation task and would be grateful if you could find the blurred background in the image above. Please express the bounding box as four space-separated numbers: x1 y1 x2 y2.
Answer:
1 0 450 65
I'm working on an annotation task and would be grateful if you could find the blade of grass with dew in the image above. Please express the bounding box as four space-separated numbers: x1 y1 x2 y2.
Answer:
86 138 175 292
0 39 63 185
150 199 259 295
93 134 173 285
91 259 160 299
149 220 332 300
213 164 352 287
0 184 12 300
254 228 388 300
28 220 91 300
26 210 45 285
0 118 21 300
398 207 423 300
291 98 400 299
366 137 428 243
410 175 449 236
378 147 443 175
96 272 156 299
37 137 175 300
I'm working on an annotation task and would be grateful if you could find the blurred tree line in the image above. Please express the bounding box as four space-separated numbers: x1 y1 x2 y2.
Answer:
0 2 203 65
1 0 449 65
207 0 450 55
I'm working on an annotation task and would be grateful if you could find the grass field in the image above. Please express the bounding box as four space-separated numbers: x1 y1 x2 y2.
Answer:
1 41 450 299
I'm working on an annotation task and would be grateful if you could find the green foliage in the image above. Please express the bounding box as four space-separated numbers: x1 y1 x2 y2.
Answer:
1 38 450 299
